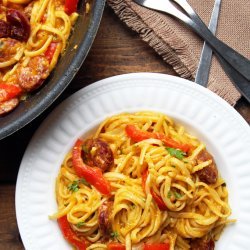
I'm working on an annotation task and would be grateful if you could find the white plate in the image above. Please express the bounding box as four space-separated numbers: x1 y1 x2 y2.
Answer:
16 73 250 250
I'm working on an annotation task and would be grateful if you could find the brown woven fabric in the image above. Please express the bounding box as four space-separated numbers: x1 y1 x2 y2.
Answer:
107 0 250 105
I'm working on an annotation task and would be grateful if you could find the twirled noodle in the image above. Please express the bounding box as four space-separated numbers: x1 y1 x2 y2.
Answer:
51 111 234 249
5 0 31 3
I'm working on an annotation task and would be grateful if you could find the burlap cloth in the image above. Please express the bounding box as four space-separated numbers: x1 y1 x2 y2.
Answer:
107 0 250 105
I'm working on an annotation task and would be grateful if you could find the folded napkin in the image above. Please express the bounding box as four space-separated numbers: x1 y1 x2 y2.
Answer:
107 0 250 105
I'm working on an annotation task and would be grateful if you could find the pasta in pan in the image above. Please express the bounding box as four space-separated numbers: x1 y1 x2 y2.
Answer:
0 0 79 114
51 111 234 250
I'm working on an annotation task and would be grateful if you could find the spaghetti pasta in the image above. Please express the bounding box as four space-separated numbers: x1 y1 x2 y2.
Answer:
51 111 234 250
0 0 80 114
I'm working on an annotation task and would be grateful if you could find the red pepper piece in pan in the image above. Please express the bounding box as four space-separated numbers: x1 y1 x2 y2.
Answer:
45 42 57 63
64 0 79 15
0 83 23 102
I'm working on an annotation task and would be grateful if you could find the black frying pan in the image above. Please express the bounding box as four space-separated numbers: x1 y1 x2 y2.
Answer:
0 0 105 140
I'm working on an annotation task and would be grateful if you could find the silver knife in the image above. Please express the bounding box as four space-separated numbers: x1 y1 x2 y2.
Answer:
195 0 222 86
134 0 250 102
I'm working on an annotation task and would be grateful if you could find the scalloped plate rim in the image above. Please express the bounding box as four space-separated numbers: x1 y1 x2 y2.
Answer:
16 73 250 250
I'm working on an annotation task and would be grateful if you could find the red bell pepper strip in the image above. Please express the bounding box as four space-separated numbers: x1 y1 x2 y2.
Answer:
57 215 86 250
44 42 57 63
150 190 168 211
125 125 191 153
0 83 22 102
144 243 170 250
72 139 111 196
156 133 190 153
141 169 148 192
141 169 168 211
125 124 156 142
41 14 47 23
64 0 78 15
107 242 126 250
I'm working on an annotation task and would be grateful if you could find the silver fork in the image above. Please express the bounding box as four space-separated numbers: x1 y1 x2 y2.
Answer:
173 0 250 102
133 0 250 81
133 0 250 102
195 0 221 87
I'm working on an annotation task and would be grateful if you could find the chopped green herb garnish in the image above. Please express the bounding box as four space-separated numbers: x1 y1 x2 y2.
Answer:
68 178 89 192
110 231 119 239
222 183 227 187
168 191 182 199
68 180 79 192
167 191 172 198
76 222 85 228
166 147 186 160
174 192 183 199
79 178 89 186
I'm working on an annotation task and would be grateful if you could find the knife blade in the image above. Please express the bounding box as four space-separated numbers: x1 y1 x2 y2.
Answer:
188 0 250 102
134 0 250 102
134 0 250 81
195 0 221 86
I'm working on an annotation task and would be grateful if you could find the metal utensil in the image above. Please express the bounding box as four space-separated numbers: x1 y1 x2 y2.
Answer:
174 0 250 102
133 0 250 102
195 0 221 86
133 0 250 81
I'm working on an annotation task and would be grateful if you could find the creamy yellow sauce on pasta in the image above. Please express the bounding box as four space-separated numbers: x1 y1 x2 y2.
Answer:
51 111 233 250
